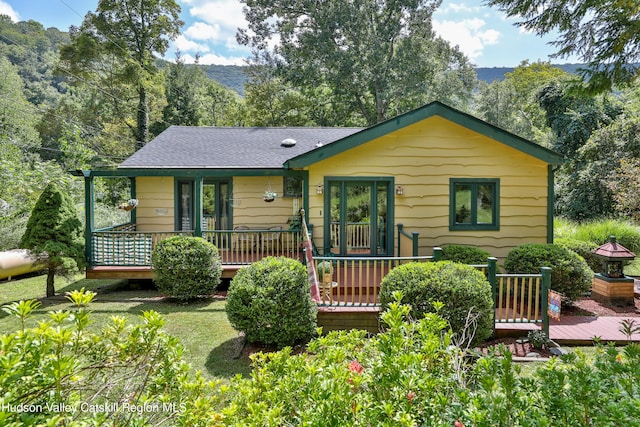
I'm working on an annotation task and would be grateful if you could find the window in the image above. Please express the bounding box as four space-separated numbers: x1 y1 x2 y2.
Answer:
283 176 303 198
449 178 499 230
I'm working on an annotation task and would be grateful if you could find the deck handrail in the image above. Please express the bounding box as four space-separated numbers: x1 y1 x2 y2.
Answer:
313 255 433 307
396 224 419 257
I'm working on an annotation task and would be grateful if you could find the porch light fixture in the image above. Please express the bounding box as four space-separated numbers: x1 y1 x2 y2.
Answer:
395 185 404 196
316 184 324 195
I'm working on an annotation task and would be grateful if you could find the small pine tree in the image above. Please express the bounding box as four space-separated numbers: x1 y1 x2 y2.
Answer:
20 182 85 297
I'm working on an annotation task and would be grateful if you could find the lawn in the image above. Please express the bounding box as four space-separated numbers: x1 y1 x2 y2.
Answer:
0 274 252 379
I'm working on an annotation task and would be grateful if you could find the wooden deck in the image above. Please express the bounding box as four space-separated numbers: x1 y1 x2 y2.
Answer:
86 265 246 280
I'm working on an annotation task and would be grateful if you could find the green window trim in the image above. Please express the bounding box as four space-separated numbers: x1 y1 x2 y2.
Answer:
449 178 500 231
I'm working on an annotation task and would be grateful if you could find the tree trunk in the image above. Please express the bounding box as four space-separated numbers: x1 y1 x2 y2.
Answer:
46 267 55 297
136 84 149 151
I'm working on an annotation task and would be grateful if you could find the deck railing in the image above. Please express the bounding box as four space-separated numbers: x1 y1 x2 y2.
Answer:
202 229 302 265
312 255 434 307
91 225 302 267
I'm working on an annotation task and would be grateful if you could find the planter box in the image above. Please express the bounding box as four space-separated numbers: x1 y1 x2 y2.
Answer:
591 274 635 306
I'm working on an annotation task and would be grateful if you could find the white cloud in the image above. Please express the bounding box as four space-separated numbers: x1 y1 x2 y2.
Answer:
173 35 210 53
181 52 246 66
433 18 500 60
438 2 482 15
0 1 19 22
188 0 246 30
185 22 221 41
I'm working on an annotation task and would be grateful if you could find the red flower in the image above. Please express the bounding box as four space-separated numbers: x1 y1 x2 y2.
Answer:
454 420 465 427
407 391 416 403
348 360 364 374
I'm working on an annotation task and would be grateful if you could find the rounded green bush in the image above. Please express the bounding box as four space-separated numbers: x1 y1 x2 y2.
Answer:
226 257 317 348
379 261 494 345
441 244 491 264
504 243 593 303
555 237 601 273
151 236 222 301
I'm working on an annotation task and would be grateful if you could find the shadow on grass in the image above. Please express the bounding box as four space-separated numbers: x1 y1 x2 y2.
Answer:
205 335 253 379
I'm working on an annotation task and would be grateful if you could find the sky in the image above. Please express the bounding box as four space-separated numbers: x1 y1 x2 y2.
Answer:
0 0 578 68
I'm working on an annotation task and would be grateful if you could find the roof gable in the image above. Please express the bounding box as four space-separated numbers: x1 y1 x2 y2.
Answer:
284 101 564 168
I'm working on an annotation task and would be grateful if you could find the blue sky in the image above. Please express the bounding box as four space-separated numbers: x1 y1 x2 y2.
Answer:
0 0 578 67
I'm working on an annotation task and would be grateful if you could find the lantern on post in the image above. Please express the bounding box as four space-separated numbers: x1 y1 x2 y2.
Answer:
591 236 636 306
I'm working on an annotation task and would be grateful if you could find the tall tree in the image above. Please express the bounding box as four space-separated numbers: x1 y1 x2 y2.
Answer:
20 182 85 297
238 0 476 126
60 0 183 149
486 0 640 93
474 61 568 145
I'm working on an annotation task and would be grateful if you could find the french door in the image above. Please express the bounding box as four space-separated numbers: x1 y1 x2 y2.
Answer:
176 179 230 231
326 179 393 256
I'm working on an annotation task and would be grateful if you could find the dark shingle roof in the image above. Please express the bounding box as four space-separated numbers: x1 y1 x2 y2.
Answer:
119 126 363 169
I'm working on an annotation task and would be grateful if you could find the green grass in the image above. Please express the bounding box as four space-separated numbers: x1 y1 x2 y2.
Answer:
0 274 252 379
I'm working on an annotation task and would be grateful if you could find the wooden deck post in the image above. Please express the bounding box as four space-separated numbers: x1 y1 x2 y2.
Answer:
541 266 552 337
433 247 443 261
488 257 497 306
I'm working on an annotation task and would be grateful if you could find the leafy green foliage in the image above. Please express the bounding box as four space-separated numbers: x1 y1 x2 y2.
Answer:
226 257 317 348
555 237 601 273
441 244 491 265
504 243 593 303
20 182 85 297
238 0 476 125
556 218 640 254
217 296 640 426
151 236 222 302
379 261 494 346
0 290 221 426
486 0 640 93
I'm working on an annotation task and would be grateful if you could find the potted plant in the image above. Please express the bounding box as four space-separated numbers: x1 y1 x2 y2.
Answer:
317 261 333 286
263 190 277 202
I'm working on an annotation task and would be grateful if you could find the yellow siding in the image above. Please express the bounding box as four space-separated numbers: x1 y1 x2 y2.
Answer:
135 177 175 232
232 177 301 228
306 116 549 260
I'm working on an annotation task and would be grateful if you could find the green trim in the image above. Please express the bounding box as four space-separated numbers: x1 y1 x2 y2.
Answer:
547 165 555 243
129 177 136 224
84 176 95 267
449 178 500 231
194 178 202 237
285 101 564 168
78 168 305 178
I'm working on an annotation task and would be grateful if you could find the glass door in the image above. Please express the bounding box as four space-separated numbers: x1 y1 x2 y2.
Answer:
327 179 391 256
203 180 230 230
177 180 194 231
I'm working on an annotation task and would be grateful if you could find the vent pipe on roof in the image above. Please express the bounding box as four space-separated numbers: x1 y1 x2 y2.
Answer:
281 138 296 147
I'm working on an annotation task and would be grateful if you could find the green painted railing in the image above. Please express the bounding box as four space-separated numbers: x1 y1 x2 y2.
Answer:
396 224 419 257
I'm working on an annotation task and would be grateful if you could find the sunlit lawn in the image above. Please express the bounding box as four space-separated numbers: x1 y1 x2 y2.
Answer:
0 274 252 379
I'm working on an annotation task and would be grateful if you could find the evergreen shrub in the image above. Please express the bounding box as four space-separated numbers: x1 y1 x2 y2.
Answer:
555 237 601 272
504 243 593 303
226 256 317 348
379 261 494 345
151 236 222 301
441 244 491 264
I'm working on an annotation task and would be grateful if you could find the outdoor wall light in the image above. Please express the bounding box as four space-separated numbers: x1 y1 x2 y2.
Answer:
316 184 324 195
395 185 404 196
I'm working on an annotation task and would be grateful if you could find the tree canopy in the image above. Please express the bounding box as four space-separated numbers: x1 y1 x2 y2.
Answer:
238 0 476 125
486 0 640 93
60 0 183 149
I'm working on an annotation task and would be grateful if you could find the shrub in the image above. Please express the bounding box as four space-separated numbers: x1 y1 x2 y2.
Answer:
504 243 593 303
0 291 218 426
226 256 317 348
379 261 494 345
441 244 491 264
151 236 222 301
555 237 601 272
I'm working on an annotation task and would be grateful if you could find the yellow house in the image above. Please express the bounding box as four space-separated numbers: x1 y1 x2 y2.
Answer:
79 101 563 280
